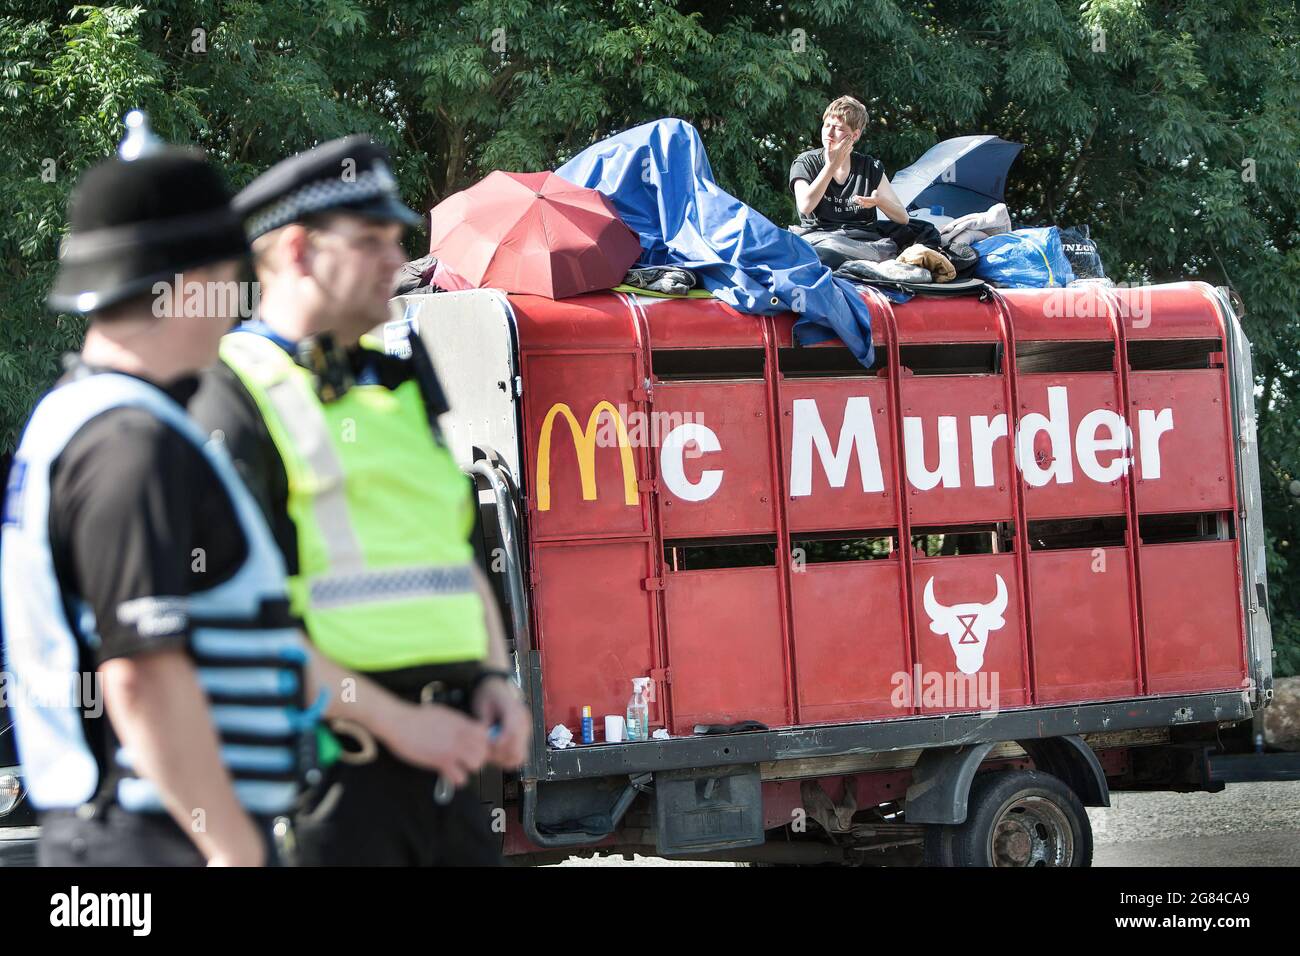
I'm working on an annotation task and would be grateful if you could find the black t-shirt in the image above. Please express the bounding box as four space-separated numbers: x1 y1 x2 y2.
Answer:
188 359 300 574
789 148 886 230
47 365 248 662
33 362 250 806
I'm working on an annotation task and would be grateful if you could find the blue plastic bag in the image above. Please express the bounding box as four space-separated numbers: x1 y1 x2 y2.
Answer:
973 227 1075 289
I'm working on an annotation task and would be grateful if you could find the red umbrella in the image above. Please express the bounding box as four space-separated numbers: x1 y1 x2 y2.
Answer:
428 171 642 298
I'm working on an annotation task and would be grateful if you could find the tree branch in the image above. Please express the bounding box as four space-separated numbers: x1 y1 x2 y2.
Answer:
1207 238 1238 297
488 60 525 98
1056 127 1096 220
1258 359 1278 433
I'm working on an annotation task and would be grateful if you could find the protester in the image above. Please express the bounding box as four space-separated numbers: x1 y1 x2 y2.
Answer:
790 95 944 268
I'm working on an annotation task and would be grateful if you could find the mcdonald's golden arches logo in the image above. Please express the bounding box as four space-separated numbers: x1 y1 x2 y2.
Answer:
536 401 639 511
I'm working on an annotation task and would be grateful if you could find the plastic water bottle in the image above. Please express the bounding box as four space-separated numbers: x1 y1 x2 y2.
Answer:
626 678 651 742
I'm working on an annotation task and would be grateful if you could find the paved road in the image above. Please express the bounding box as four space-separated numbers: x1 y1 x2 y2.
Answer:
559 781 1300 866
1090 782 1300 866
1093 829 1300 866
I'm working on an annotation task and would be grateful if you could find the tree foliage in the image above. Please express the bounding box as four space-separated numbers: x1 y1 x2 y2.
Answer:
1 0 1297 671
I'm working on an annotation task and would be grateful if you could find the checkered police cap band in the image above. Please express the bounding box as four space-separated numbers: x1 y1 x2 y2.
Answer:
244 161 400 239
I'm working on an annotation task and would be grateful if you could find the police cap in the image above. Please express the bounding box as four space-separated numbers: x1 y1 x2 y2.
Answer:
235 135 422 241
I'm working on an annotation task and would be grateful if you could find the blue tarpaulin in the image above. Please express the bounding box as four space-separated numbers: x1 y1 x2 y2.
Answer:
556 118 875 366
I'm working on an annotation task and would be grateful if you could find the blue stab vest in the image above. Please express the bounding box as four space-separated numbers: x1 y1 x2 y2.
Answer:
1 372 322 816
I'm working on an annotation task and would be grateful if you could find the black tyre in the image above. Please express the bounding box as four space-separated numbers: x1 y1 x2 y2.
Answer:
923 769 1092 867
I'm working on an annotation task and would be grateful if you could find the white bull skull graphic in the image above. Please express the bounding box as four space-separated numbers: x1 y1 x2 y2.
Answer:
922 575 1008 675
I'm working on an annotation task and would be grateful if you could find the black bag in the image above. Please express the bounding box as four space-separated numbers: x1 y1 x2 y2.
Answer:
1059 225 1105 280
944 241 979 278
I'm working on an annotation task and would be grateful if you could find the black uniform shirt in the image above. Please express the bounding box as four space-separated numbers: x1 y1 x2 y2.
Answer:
188 358 300 574
46 361 247 662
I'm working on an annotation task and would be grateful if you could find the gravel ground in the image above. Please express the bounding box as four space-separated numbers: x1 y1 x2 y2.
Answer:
558 781 1300 866
1088 781 1300 844
1089 781 1300 866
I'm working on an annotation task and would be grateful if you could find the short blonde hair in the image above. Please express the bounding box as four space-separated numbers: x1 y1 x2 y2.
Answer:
823 96 867 132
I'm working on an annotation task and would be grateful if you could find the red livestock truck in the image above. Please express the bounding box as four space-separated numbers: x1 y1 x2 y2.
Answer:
389 280 1282 867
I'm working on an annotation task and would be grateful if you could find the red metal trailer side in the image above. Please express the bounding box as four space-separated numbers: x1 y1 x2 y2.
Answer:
394 280 1274 866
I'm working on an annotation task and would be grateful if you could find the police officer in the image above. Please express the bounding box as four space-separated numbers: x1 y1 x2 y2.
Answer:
190 136 531 866
3 123 489 867
0 131 321 866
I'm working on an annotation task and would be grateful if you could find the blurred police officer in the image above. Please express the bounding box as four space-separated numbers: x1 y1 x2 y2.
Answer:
190 136 530 866
0 123 320 866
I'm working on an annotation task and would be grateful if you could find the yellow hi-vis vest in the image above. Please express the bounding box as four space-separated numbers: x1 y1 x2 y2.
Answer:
219 331 489 672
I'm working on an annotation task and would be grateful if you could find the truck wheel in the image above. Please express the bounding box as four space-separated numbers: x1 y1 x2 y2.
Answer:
923 769 1092 867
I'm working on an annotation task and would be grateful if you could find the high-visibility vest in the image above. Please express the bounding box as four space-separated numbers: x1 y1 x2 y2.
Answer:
219 330 489 672
1 372 320 815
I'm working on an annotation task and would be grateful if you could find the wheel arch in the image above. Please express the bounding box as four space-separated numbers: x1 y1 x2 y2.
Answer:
904 735 1109 825
1016 735 1110 808
904 742 997 825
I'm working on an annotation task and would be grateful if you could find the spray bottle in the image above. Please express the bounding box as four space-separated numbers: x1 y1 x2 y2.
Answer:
626 677 651 742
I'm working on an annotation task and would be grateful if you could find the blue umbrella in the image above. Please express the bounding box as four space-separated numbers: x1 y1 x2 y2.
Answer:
883 135 1022 220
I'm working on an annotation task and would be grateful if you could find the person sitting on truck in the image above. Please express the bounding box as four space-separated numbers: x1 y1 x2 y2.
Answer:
790 95 943 269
